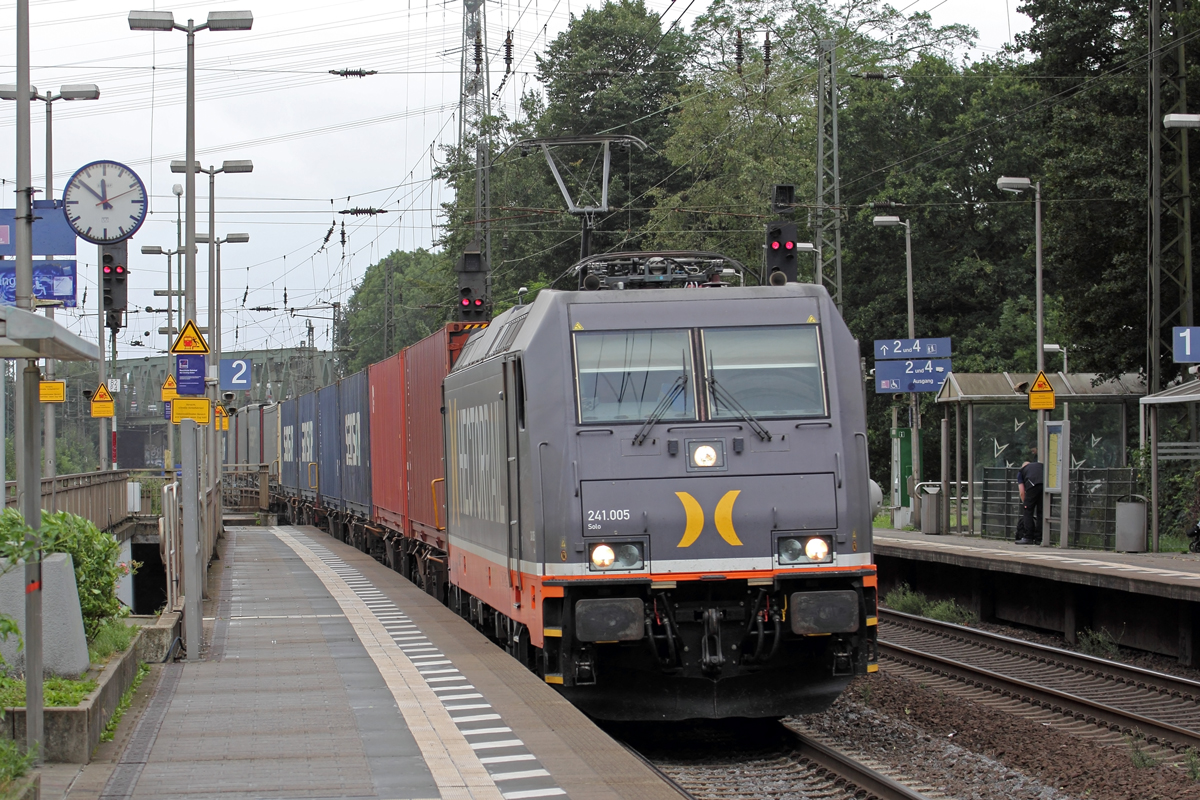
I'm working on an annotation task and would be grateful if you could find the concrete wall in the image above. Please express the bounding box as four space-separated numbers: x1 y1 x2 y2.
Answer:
0 554 88 678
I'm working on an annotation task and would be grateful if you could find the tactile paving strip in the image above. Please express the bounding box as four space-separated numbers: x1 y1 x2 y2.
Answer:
275 527 567 800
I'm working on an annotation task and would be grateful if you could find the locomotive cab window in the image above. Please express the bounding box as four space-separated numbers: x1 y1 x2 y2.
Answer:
574 330 695 423
701 325 827 418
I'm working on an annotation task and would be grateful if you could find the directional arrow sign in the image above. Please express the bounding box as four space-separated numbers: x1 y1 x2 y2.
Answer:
874 358 952 393
874 337 952 360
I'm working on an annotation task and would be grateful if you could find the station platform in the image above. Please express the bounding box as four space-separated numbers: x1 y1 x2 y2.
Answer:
44 525 680 800
874 527 1200 663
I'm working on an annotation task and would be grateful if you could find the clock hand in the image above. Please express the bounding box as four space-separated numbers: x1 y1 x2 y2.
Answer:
99 179 112 210
76 180 105 203
97 187 140 206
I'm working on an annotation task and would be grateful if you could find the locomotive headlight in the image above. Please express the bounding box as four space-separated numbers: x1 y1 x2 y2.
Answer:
591 544 616 568
693 444 718 468
589 542 644 570
804 537 830 561
778 535 833 564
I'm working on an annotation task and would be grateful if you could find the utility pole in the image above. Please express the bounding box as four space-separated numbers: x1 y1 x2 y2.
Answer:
459 0 493 304
1149 0 1193 395
815 39 843 311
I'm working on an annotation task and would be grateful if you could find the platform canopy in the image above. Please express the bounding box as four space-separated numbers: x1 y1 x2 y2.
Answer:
937 372 1145 404
0 305 98 361
1138 378 1200 406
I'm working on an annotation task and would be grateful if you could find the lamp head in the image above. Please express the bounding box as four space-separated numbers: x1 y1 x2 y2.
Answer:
59 84 100 101
141 246 163 255
996 176 1032 193
225 233 250 244
172 184 183 197
170 160 201 174
128 10 174 30
221 160 253 174
1043 343 1063 354
1164 113 1200 129
872 215 902 227
195 233 211 245
795 242 816 252
0 85 38 101
206 11 253 30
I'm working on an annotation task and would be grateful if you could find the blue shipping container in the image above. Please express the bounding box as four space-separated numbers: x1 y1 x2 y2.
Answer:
339 370 372 518
280 398 298 494
317 383 342 510
298 391 320 501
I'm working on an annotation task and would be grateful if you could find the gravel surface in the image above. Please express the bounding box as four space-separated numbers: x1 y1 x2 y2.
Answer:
796 671 1200 800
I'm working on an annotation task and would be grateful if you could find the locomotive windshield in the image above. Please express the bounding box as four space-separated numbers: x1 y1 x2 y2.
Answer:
573 330 695 423
701 326 827 418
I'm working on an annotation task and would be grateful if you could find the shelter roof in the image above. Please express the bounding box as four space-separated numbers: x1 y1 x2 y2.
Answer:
1139 378 1200 406
936 372 1144 404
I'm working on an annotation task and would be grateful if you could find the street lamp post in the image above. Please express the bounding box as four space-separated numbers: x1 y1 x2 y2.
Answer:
130 9 251 662
873 215 921 525
997 176 1045 543
0 84 100 483
196 232 247 480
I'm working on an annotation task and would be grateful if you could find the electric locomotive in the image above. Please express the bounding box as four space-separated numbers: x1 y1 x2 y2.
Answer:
441 251 878 720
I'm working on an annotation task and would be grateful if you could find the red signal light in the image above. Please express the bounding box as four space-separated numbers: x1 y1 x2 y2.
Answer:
474 298 484 307
461 297 471 307
103 265 112 274
115 265 126 274
785 241 794 250
771 241 780 250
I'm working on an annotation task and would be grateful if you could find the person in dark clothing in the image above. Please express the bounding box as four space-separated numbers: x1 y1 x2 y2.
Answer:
1017 454 1044 545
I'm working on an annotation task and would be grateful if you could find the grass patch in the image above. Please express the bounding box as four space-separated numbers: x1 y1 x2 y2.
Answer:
101 663 150 743
882 583 978 625
88 619 139 665
1078 627 1121 660
872 512 891 528
0 738 34 796
1126 730 1159 768
0 675 96 708
1185 747 1200 781
1158 532 1191 553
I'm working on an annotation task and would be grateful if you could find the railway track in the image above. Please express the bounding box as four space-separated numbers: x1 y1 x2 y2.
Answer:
615 719 932 800
878 608 1200 751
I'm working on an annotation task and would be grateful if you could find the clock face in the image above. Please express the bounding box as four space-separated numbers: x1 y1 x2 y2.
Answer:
62 160 148 244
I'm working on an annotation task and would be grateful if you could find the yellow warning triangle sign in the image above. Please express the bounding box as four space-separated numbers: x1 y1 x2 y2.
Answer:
1030 371 1053 392
170 319 210 355
92 384 113 402
163 375 177 389
214 404 228 418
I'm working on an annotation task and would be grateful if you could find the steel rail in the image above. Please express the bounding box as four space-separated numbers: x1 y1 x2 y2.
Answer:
879 626 1200 750
783 727 934 800
880 609 1200 700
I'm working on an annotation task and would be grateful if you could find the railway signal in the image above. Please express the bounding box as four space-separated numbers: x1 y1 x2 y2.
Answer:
455 250 488 320
100 242 128 330
765 220 799 285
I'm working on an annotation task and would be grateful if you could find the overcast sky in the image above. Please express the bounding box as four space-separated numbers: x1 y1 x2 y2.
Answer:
0 0 1031 356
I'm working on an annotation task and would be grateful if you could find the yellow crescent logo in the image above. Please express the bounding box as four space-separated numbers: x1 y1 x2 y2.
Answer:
714 490 744 545
675 492 705 547
675 490 743 547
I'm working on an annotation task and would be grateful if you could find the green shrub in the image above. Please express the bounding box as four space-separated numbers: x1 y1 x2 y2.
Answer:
0 675 96 707
883 583 977 625
1078 627 1120 660
926 598 978 625
88 619 139 665
0 509 137 639
0 737 33 794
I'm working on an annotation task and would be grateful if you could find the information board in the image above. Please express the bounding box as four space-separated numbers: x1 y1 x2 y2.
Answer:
175 354 206 396
874 358 952 393
874 337 952 360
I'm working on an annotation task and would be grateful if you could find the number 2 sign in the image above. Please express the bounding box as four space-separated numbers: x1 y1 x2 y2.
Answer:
220 358 252 391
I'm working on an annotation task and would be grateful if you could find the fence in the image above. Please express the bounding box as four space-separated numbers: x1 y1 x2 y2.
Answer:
221 464 270 513
0 469 131 531
981 467 1138 549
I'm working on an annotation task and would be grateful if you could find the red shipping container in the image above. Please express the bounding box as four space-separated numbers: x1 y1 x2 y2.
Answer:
369 351 407 533
404 324 478 541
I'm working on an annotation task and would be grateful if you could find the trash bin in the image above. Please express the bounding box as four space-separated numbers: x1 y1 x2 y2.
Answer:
1115 496 1147 552
921 487 942 535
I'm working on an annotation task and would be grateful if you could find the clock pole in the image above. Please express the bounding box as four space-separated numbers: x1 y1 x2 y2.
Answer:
97 246 107 469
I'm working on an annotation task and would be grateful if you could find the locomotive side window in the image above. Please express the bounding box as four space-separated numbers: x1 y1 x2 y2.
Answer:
701 325 827 418
573 330 695 423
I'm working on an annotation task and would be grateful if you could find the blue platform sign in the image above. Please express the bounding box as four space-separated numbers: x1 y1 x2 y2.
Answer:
1174 327 1200 363
220 358 252 391
163 401 171 421
175 355 206 396
874 337 952 360
0 260 76 307
0 201 78 256
875 358 953 393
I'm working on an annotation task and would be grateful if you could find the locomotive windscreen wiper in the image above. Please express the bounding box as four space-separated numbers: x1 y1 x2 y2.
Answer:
705 370 772 442
633 374 687 446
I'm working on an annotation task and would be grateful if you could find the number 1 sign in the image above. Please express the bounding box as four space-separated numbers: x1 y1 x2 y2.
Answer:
1174 328 1200 363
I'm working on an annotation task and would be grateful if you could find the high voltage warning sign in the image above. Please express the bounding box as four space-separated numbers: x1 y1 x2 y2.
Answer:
161 375 178 402
215 404 229 431
170 319 209 355
1028 370 1055 411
